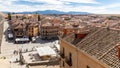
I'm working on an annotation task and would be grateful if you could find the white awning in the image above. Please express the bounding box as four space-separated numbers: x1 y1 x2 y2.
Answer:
15 38 29 42
36 46 56 57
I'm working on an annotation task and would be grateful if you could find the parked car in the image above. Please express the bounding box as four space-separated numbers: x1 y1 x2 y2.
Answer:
15 37 29 44
32 37 36 43
7 33 13 39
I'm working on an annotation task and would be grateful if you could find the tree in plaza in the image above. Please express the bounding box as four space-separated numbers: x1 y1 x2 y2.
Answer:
38 14 40 21
8 13 11 20
16 15 18 19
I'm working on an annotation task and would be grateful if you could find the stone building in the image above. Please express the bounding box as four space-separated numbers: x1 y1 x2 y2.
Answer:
11 21 26 38
27 22 39 38
9 15 40 43
41 19 59 40
59 26 120 68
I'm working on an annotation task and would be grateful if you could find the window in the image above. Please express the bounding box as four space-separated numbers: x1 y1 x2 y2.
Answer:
69 52 72 63
65 52 72 66
63 61 64 67
63 47 64 53
63 47 65 57
60 47 65 58
86 65 90 68
14 29 18 31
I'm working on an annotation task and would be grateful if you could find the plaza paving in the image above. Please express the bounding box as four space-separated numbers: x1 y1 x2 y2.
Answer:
1 21 56 56
0 21 60 68
29 65 60 68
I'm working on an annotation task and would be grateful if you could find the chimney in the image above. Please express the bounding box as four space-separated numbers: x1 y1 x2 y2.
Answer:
75 33 86 39
117 45 120 59
63 29 67 35
74 28 88 39
72 23 86 39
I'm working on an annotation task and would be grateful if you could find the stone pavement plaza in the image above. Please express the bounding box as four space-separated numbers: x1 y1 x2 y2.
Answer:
0 21 60 68
1 21 56 57
29 65 60 68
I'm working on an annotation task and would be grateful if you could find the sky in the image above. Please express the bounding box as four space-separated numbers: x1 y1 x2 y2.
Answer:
0 0 120 14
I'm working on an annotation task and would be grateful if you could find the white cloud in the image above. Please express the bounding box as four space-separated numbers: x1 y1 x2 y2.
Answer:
25 0 63 5
0 0 120 14
24 0 100 5
99 3 120 9
60 0 100 4
0 0 17 5
0 0 33 12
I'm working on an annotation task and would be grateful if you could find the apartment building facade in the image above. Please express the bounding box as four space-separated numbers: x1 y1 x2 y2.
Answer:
41 22 59 40
9 15 40 43
59 26 120 68
40 18 59 40
27 23 39 38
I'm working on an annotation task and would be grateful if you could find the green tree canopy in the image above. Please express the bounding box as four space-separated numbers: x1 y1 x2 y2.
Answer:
38 15 40 21
8 13 11 20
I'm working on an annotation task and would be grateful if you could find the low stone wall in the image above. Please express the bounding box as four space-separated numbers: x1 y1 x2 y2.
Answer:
0 19 4 53
29 60 60 66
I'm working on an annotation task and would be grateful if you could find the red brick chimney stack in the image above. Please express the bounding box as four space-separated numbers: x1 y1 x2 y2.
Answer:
117 45 120 59
75 33 86 39
63 29 67 35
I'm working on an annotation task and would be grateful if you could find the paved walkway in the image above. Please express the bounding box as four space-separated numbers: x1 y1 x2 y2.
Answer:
0 19 4 53
1 21 19 57
29 65 60 68
0 21 55 57
0 59 10 68
0 21 60 68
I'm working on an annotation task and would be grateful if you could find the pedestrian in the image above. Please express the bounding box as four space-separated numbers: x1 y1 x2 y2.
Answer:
13 50 16 54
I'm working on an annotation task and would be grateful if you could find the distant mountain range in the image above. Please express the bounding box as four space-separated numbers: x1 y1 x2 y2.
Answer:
2 10 91 14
